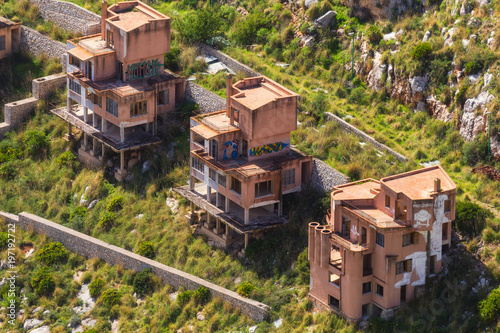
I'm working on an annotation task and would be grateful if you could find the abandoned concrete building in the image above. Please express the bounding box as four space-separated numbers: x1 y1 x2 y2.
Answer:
51 0 185 180
0 17 21 60
308 165 456 320
175 74 313 249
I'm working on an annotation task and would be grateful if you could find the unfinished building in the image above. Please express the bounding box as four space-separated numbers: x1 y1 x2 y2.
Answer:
51 0 185 180
0 17 21 60
308 165 456 320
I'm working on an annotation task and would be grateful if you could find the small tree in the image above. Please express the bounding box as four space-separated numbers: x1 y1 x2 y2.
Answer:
23 130 50 156
193 286 211 304
479 286 500 322
88 278 106 298
412 42 433 60
56 151 77 167
237 282 256 297
133 268 155 296
37 242 68 265
31 267 56 295
454 201 491 237
101 288 122 307
136 241 155 259
367 26 382 45
98 211 116 231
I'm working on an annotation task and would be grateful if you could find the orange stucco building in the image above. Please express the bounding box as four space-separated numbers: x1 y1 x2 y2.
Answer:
0 17 21 60
308 165 456 320
175 75 312 249
51 0 185 180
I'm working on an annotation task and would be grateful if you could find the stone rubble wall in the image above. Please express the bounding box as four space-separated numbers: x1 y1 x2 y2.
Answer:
310 158 350 194
32 73 67 100
4 98 39 127
20 26 67 71
186 81 226 114
325 112 408 162
196 43 261 78
29 0 101 36
0 211 270 322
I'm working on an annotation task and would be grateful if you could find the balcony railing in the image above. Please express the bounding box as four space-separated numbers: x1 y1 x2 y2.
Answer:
193 141 205 151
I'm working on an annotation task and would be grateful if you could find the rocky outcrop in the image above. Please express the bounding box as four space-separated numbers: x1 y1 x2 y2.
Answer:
314 11 337 27
459 91 494 142
367 52 386 90
342 0 419 20
491 136 500 160
426 95 454 122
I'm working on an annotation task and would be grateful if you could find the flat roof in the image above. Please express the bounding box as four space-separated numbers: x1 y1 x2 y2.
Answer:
381 165 456 200
0 17 20 28
191 123 219 140
201 112 238 132
68 46 94 61
231 77 297 110
108 1 169 32
350 206 405 228
332 180 380 201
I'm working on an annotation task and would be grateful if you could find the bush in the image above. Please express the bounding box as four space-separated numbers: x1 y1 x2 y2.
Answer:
367 26 382 44
0 232 8 250
56 151 77 167
136 241 155 259
133 268 155 296
98 211 116 231
232 12 270 45
193 286 211 304
177 290 193 304
101 288 122 307
31 267 56 295
454 201 491 237
37 242 68 265
464 60 483 75
455 86 468 107
412 42 432 60
479 286 500 322
89 278 106 298
237 283 256 297
462 134 489 166
23 130 50 155
106 196 124 212
69 206 88 223
175 7 223 43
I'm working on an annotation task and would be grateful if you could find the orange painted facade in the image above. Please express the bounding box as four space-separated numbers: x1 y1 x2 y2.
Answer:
309 166 456 320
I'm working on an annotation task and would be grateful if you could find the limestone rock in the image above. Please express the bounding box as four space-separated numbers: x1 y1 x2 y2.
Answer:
459 92 494 141
301 35 314 48
490 136 500 160
337 29 344 37
426 95 454 123
488 37 495 49
367 52 386 90
196 312 205 321
24 318 43 331
314 11 337 27
477 0 490 7
79 194 88 207
88 199 99 210
483 73 493 88
460 1 472 15
462 39 470 49
409 76 428 102
304 0 318 7
30 326 50 333
383 32 396 41
422 30 431 42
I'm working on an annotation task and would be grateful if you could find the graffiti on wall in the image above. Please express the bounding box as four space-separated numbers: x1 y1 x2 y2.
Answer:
125 58 163 81
249 142 289 157
414 209 432 228
223 140 238 160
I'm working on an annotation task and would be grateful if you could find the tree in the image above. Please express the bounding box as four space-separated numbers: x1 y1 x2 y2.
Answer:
37 242 68 265
176 6 223 43
454 201 491 237
31 267 56 295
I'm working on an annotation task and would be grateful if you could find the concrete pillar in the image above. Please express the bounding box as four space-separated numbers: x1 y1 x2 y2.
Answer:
244 234 249 249
206 214 211 228
120 150 125 174
216 218 220 230
81 133 88 151
244 209 250 225
225 223 229 236
93 112 97 127
207 185 211 203
225 197 230 213
100 143 105 160
189 176 194 191
278 202 283 216
83 107 88 122
321 229 332 268
314 225 325 265
102 118 107 133
64 121 72 141
190 202 194 214
120 125 125 143
90 138 98 156
216 192 220 207
66 95 71 112
145 122 150 132
308 222 320 262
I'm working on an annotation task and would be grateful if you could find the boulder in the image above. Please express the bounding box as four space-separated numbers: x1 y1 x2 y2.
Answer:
304 0 318 7
483 73 493 88
314 11 337 27
367 52 386 90
301 35 314 48
409 76 428 102
88 199 100 210
426 95 454 122
490 136 500 160
459 92 494 141
24 319 43 331
422 30 431 42
383 32 396 41
477 0 490 6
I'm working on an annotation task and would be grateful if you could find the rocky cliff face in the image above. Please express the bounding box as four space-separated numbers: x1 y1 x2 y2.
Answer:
342 0 419 20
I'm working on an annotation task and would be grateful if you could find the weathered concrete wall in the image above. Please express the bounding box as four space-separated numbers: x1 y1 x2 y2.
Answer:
196 43 261 78
32 72 67 100
0 123 10 138
2 212 269 321
310 158 350 194
29 0 100 36
19 26 66 71
186 81 226 114
324 112 408 162
4 97 38 126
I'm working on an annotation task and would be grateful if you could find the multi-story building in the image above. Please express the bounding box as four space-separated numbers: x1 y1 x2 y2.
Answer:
175 74 312 249
0 17 21 60
51 0 185 180
308 165 456 320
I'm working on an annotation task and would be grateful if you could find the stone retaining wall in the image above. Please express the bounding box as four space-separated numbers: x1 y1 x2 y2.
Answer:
196 43 261 78
20 26 67 71
310 158 350 194
4 97 38 127
325 112 408 162
186 81 226 114
29 0 101 36
0 211 269 322
32 73 67 100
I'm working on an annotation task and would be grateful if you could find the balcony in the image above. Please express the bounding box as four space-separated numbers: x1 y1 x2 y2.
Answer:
330 232 367 252
330 248 342 271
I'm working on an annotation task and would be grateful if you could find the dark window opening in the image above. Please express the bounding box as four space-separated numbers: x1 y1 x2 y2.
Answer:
363 254 373 276
255 180 273 197
402 233 415 247
231 177 241 194
342 216 350 239
376 232 385 247
376 284 384 298
400 285 407 303
361 227 367 245
362 282 372 294
329 295 340 309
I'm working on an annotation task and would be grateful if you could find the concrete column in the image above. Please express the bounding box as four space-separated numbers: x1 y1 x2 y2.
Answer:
244 209 250 225
207 185 211 203
206 214 211 228
244 234 249 249
120 150 125 174
120 125 125 143
90 138 98 156
216 192 220 207
66 95 71 112
102 118 107 133
81 133 88 151
278 202 283 216
145 123 150 132
83 107 88 122
308 222 320 261
216 218 220 229
93 112 97 127
64 121 72 141
100 143 105 160
189 176 194 191
225 197 230 213
225 223 229 236
314 225 325 265
321 229 332 268
190 202 194 214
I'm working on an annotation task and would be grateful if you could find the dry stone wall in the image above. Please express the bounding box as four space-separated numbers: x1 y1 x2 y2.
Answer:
186 82 226 114
20 26 66 71
196 43 261 78
29 0 100 36
32 73 67 99
0 212 270 322
325 112 408 162
4 98 38 127
310 158 350 193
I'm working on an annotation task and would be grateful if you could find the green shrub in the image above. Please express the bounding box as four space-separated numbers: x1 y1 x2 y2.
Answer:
367 26 382 44
89 278 106 298
464 60 483 75
454 201 491 237
177 290 193 304
175 7 223 43
37 242 68 265
23 130 50 155
133 268 155 296
412 42 433 60
31 267 56 295
98 211 116 231
56 151 77 166
237 283 256 297
479 286 500 322
69 206 88 223
106 196 124 212
193 286 211 304
101 288 122 307
462 134 489 166
455 86 468 107
136 241 155 259
0 232 8 250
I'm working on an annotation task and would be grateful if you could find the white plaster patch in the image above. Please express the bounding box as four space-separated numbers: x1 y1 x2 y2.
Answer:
431 194 449 261
395 251 427 288
351 225 360 238
414 209 432 228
